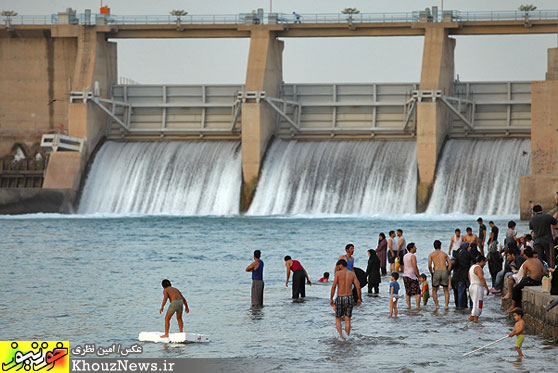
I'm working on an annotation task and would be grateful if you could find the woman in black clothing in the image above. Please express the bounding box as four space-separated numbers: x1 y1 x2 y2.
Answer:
366 249 381 294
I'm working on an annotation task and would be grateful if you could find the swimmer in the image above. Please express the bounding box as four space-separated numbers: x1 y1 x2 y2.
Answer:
330 259 361 338
318 272 330 282
159 279 189 338
508 308 525 358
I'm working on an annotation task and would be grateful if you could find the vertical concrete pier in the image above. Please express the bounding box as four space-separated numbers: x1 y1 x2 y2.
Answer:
43 27 116 190
416 26 455 212
0 30 77 156
240 26 284 211
520 48 558 219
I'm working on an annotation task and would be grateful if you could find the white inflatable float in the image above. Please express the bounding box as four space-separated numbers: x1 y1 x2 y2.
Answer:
138 332 209 343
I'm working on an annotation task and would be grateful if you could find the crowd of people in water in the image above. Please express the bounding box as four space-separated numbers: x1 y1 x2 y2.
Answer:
158 204 558 358
240 204 558 357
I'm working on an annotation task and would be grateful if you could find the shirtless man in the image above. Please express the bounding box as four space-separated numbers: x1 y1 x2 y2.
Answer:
506 247 548 313
428 240 452 310
463 227 478 245
330 259 361 339
159 279 190 338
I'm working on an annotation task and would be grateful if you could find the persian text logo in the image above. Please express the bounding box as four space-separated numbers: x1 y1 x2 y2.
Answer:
1 341 69 372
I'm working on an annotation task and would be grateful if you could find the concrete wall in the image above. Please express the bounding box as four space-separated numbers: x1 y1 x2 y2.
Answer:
240 27 283 211
416 26 455 211
43 28 117 191
0 188 74 214
520 48 558 219
503 285 558 340
0 33 77 157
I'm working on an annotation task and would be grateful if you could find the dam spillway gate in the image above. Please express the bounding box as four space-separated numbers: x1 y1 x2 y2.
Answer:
87 81 532 141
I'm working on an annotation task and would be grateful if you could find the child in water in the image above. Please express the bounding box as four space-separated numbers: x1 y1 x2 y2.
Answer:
394 257 401 272
318 272 330 282
159 279 190 338
389 272 400 318
508 308 525 358
419 273 430 306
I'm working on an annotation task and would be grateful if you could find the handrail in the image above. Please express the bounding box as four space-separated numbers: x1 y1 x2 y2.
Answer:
1 10 558 26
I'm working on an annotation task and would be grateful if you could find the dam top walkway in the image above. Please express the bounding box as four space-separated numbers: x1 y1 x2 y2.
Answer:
4 10 558 25
3 9 558 37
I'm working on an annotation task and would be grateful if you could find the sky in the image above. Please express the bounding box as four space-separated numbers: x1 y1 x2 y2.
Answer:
4 0 558 84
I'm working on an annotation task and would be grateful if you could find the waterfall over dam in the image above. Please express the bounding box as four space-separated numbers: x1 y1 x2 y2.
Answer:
248 140 418 215
78 141 242 215
77 139 530 217
426 139 531 215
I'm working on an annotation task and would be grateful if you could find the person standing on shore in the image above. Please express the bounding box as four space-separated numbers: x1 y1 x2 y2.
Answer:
397 229 407 272
488 221 499 250
448 228 462 257
428 240 452 310
376 233 388 276
468 255 490 322
402 243 421 310
477 218 487 256
529 205 557 267
387 231 397 273
330 259 361 339
246 250 264 307
284 256 312 299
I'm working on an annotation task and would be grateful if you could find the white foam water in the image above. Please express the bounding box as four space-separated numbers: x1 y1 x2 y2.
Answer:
247 140 417 215
426 138 531 215
78 141 241 215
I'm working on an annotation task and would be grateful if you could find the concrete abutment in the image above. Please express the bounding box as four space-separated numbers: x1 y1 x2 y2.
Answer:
43 27 117 192
520 48 558 220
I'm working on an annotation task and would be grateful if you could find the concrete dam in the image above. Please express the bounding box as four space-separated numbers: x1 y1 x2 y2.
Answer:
1 8 558 217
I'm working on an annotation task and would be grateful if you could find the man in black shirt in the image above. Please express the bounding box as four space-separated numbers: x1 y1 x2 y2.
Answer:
488 221 499 245
477 217 487 256
529 205 557 267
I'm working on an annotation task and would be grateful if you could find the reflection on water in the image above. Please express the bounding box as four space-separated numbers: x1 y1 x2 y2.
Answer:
0 215 556 371
248 307 264 321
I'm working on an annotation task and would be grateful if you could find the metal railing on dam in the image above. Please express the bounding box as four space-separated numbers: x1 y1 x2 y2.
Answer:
2 10 558 26
95 81 531 140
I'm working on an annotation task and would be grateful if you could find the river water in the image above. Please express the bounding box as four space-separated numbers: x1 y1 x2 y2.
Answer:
0 214 555 371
